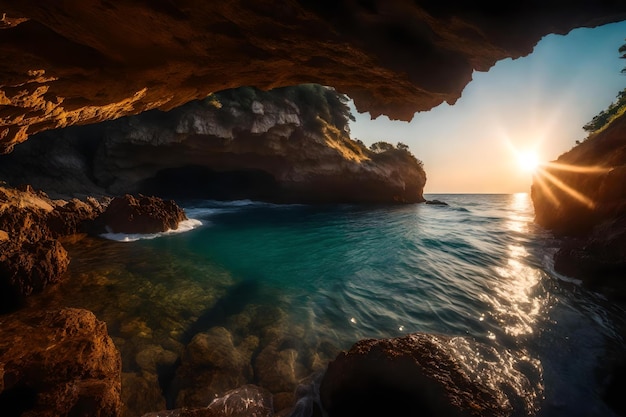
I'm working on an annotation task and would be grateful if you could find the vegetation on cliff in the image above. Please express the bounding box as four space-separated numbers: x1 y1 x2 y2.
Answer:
582 88 626 135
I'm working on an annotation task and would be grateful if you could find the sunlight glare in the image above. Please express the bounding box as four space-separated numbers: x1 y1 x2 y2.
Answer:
518 152 540 173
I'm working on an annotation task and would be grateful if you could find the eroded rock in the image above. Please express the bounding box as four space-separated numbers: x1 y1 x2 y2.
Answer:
0 2 625 151
0 308 122 417
93 194 187 234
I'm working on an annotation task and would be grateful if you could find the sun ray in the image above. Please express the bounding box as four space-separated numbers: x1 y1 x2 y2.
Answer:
532 173 560 207
536 168 596 209
543 161 612 174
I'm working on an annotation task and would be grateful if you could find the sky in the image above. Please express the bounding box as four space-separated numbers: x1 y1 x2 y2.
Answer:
348 20 626 194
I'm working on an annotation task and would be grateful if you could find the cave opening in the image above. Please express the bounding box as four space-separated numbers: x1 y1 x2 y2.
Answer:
137 165 281 201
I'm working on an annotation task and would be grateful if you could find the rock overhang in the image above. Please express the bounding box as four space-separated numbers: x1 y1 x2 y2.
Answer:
1 0 626 153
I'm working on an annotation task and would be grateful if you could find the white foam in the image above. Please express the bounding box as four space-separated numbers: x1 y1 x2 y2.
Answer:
100 218 203 242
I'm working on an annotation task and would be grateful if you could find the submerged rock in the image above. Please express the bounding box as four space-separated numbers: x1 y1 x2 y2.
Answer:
142 384 273 417
426 199 448 206
0 308 122 417
169 326 257 408
94 194 187 234
320 332 541 417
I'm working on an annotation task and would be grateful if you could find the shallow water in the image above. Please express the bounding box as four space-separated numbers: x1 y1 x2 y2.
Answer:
28 193 626 416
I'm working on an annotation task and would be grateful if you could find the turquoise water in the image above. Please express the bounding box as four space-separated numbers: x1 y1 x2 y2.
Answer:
31 194 626 416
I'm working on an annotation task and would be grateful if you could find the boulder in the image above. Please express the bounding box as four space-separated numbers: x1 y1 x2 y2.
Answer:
426 199 449 205
0 308 122 417
94 194 187 234
320 333 539 417
169 327 256 408
0 239 69 304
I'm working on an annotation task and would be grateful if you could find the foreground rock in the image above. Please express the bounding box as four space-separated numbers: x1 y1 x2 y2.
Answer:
0 308 122 416
142 385 273 417
320 333 540 417
94 194 187 234
1 1 625 151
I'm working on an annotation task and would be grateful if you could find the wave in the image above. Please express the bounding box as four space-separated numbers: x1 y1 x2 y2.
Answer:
542 248 583 285
100 218 203 242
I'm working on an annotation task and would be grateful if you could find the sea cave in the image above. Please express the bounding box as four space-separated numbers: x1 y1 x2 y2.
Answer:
1 2 626 417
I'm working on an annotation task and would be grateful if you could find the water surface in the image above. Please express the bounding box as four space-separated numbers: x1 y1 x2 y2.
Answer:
29 194 626 416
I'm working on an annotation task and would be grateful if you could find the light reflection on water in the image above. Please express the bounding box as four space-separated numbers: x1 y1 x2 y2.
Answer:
24 194 626 416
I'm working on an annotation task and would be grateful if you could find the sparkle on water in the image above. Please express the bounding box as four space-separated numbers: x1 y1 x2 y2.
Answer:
26 193 626 416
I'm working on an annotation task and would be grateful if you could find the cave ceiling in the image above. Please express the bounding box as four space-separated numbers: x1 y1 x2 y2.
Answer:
1 0 625 153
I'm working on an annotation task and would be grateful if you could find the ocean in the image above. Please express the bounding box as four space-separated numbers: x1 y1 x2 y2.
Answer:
29 193 626 416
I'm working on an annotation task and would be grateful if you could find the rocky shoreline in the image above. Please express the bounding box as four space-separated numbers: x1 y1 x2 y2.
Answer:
531 111 626 299
1 183 545 417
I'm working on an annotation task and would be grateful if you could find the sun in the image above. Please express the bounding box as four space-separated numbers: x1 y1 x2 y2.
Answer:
517 151 540 173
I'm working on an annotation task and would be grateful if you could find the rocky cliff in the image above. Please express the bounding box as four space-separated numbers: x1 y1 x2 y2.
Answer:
0 1 625 152
0 85 427 204
531 111 626 296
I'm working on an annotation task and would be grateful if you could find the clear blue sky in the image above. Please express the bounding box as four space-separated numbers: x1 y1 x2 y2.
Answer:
348 20 626 193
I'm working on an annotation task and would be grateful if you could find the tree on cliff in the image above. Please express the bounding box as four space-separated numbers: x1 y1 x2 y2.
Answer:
582 40 626 134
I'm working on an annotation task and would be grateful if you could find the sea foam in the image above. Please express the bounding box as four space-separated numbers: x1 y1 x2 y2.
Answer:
100 218 203 242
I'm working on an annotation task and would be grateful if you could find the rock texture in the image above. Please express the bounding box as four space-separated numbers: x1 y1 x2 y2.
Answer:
0 308 122 417
320 333 540 417
0 85 427 204
0 1 625 151
531 112 626 297
0 184 189 312
94 194 187 234
0 185 99 311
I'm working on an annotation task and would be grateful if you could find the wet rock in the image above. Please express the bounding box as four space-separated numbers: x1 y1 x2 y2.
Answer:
142 384 273 417
0 238 69 304
122 371 166 417
0 185 106 311
272 392 296 414
94 194 187 234
48 197 107 237
320 332 539 417
0 308 122 417
426 199 448 205
254 339 305 393
135 345 179 373
170 327 256 408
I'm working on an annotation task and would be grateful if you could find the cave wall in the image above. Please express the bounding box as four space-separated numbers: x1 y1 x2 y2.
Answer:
1 0 626 152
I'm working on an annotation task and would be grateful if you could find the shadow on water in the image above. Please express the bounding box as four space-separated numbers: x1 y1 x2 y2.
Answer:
180 278 261 345
161 278 262 408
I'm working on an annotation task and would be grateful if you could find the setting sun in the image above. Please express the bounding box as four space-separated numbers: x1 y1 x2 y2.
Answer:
518 152 540 173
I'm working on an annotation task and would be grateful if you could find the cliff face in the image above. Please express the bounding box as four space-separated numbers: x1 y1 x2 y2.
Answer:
532 113 626 235
0 1 625 152
0 85 427 204
531 112 626 296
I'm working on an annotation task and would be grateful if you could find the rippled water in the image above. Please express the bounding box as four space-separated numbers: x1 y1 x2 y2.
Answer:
28 193 626 416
